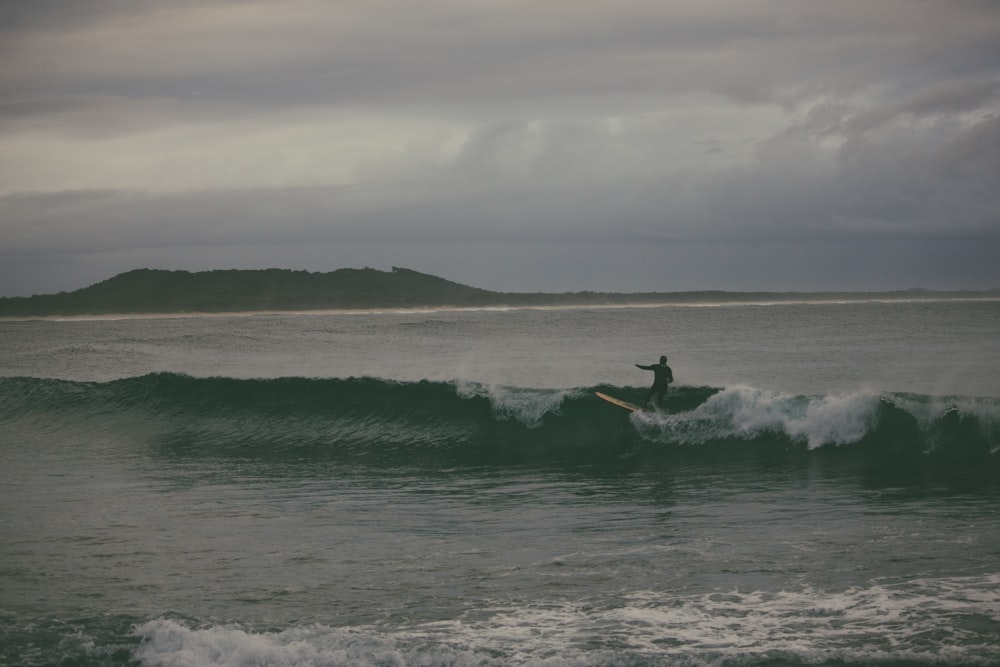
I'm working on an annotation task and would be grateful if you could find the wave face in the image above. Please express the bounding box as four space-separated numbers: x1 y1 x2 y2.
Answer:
3 373 998 485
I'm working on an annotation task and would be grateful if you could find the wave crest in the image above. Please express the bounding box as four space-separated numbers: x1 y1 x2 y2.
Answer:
1 373 997 483
635 385 881 448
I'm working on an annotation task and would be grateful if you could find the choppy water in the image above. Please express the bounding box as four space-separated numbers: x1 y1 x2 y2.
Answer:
1 299 999 666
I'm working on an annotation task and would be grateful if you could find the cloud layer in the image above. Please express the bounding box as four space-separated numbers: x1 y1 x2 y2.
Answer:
2 1 999 295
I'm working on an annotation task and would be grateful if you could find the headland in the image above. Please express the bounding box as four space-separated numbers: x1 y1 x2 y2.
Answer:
1 267 997 318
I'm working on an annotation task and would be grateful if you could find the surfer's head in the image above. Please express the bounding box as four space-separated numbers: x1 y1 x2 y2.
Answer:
659 355 667 364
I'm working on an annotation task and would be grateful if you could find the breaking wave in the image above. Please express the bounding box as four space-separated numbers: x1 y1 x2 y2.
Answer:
130 572 1000 667
1 373 998 484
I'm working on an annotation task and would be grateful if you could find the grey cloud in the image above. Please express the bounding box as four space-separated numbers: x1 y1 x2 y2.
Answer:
2 1 999 295
0 95 193 140
4 106 996 255
899 80 1000 118
703 112 1000 240
5 1 999 117
0 0 247 31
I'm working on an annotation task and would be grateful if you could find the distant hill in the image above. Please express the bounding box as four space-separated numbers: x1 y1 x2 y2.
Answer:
0 268 506 316
1 267 997 318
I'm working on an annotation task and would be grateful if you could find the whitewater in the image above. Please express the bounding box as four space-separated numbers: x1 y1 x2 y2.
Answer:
1 299 998 666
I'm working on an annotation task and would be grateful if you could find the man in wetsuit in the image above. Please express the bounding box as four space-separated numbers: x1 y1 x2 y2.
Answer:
636 355 673 408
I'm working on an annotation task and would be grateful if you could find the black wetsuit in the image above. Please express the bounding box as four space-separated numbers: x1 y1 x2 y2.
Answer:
638 363 673 388
637 362 673 407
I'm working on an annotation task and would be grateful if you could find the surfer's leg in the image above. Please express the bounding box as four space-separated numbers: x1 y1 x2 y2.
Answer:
655 388 666 408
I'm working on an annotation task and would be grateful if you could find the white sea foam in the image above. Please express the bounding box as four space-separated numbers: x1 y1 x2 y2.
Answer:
896 393 1000 437
636 385 881 448
455 381 572 428
785 390 881 447
132 620 409 667
132 574 1000 667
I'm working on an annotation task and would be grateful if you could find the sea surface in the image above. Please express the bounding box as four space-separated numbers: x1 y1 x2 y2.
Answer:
1 298 999 667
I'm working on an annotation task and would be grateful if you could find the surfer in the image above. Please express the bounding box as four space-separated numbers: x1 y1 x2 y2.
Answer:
636 355 673 408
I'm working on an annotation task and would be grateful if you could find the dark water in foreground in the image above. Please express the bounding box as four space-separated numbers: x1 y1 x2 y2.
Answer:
1 300 998 666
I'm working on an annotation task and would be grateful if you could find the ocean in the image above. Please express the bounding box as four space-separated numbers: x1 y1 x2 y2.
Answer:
1 298 999 667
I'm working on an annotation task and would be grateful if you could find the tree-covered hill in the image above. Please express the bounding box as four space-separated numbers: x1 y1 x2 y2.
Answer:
0 267 507 316
1 267 996 317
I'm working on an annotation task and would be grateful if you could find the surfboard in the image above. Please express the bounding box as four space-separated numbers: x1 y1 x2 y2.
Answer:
595 391 643 413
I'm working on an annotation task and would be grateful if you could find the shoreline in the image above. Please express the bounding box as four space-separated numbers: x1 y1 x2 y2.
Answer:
4 294 999 323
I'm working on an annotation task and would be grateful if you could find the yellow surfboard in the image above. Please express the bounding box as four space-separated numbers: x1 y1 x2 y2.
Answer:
595 391 643 413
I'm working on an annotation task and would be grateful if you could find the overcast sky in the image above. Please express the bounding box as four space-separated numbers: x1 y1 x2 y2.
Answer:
1 0 999 296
